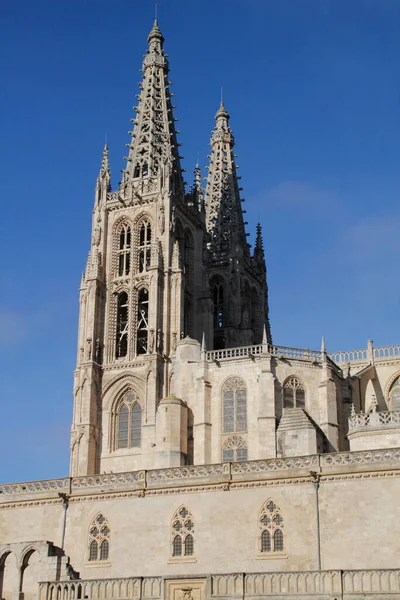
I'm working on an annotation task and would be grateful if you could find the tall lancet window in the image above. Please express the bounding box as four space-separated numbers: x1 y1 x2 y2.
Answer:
138 221 152 273
213 281 224 329
118 224 131 276
117 392 142 449
183 230 194 337
136 288 149 355
116 292 129 358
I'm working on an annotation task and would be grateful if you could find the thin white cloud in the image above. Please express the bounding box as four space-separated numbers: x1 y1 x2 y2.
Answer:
259 181 340 216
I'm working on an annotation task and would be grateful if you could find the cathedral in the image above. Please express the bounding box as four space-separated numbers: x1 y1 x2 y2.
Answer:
1 20 400 600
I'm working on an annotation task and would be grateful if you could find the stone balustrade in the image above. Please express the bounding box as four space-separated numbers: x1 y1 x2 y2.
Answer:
206 344 323 363
348 410 400 434
1 447 400 501
329 343 400 365
38 569 400 599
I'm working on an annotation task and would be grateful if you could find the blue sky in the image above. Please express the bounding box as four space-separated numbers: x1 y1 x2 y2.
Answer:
0 0 399 482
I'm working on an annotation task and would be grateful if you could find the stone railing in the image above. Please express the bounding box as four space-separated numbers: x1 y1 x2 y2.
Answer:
0 477 69 496
2 447 400 501
320 447 400 466
348 410 400 434
329 343 400 365
206 345 263 361
38 569 400 599
206 344 323 363
40 577 162 600
269 345 322 362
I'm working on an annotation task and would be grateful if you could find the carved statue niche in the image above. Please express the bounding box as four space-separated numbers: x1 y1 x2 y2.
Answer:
158 202 165 235
149 328 155 353
92 226 102 247
86 338 92 360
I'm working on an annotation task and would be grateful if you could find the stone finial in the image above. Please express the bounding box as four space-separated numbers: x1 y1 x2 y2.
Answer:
350 403 356 417
215 100 230 122
367 339 375 364
262 325 269 353
201 332 207 362
147 19 164 45
370 394 378 413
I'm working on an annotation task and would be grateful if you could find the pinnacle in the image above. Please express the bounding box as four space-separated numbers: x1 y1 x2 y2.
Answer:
100 144 110 179
148 19 164 45
215 100 230 121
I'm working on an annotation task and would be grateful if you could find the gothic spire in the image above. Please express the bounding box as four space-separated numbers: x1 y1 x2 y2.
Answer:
121 20 184 194
253 223 266 268
204 101 249 260
100 144 111 189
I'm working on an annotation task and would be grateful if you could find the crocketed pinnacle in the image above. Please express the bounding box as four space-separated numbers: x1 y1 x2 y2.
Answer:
121 21 183 193
253 223 266 269
99 144 111 191
204 102 249 260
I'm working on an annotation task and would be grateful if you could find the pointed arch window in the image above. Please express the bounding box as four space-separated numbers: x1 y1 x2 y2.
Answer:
117 392 142 449
283 377 305 409
222 377 247 433
170 506 195 560
138 221 152 273
389 376 400 410
222 435 247 462
116 292 129 358
117 224 131 277
88 514 110 562
213 281 224 329
136 288 149 355
258 500 285 556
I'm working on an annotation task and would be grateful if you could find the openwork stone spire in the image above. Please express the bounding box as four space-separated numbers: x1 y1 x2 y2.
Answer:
204 102 248 260
122 20 184 194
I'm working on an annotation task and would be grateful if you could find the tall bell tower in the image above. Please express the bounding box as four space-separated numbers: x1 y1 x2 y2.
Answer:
70 22 272 476
204 102 272 349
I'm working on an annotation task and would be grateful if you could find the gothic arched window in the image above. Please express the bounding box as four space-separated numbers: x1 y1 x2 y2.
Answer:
136 288 149 355
138 221 151 273
222 377 247 433
212 280 224 330
117 392 142 449
259 500 284 555
183 231 194 289
116 292 129 358
171 506 195 559
88 514 110 562
389 376 400 410
117 224 131 277
222 435 247 462
283 376 305 409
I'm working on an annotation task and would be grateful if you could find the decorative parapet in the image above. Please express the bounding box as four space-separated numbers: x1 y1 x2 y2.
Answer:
0 477 69 498
348 410 400 434
72 470 144 494
321 447 400 467
206 344 323 363
38 569 400 599
2 448 400 502
39 577 161 600
243 570 342 596
329 343 400 365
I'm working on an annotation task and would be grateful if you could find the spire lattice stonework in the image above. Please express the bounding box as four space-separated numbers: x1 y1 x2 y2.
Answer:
121 20 184 195
204 102 249 260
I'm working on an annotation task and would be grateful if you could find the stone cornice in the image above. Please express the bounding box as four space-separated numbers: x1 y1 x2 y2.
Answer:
1 448 400 508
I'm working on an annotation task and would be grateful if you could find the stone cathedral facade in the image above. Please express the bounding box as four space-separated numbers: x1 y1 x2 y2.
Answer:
2 20 400 600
